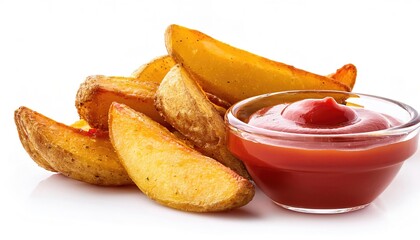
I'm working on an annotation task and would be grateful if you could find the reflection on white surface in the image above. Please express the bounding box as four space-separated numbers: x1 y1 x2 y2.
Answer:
26 172 391 222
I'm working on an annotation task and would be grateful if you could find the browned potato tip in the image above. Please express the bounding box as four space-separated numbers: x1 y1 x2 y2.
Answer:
328 63 357 91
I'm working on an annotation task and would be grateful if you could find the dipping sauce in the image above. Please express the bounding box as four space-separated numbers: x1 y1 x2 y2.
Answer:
226 92 420 213
248 97 397 134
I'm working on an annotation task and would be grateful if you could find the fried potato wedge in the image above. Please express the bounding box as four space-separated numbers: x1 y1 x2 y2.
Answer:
165 24 352 104
76 75 168 130
155 65 250 179
328 63 357 90
109 103 255 212
131 55 230 115
131 55 176 83
14 106 132 186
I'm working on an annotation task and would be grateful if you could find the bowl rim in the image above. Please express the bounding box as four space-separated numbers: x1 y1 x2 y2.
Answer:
226 90 420 139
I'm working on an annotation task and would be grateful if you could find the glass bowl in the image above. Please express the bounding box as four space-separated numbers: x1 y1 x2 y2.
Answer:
225 90 420 214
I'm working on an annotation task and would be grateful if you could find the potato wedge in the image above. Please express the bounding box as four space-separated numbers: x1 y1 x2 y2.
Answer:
131 55 176 83
165 24 351 104
131 55 230 115
155 65 250 179
14 106 132 186
328 63 357 90
76 75 168 130
109 103 254 212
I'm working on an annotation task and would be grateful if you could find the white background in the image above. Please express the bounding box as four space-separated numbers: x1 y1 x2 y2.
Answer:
1 0 420 239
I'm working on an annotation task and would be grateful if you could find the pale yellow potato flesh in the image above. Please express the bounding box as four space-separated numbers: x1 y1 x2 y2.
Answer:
14 106 132 186
70 119 92 131
165 24 351 104
109 103 255 212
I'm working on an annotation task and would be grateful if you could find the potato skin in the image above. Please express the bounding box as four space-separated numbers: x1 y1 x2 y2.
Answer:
166 24 351 104
76 75 168 130
15 110 56 172
15 106 132 186
155 65 250 179
109 103 254 212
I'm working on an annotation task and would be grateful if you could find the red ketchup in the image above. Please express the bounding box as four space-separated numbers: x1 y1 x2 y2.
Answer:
248 97 392 134
227 97 419 210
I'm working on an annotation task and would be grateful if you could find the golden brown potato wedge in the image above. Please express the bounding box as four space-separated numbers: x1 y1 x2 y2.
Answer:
109 103 254 212
14 106 132 186
155 65 250 179
76 75 168 130
130 54 353 109
131 55 176 83
165 24 352 104
328 63 357 90
131 55 230 115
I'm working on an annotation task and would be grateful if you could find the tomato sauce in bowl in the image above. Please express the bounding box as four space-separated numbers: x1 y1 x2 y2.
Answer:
225 91 420 214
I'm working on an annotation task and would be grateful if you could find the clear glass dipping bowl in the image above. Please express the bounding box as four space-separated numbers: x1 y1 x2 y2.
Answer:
225 90 420 214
